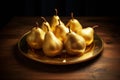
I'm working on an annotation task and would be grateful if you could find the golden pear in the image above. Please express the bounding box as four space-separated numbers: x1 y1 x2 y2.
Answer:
66 13 82 33
79 27 94 46
42 24 63 57
51 9 64 32
54 19 69 42
64 27 86 56
77 25 98 46
26 22 45 49
41 17 51 33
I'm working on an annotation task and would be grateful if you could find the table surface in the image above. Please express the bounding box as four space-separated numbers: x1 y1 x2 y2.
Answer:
0 16 120 80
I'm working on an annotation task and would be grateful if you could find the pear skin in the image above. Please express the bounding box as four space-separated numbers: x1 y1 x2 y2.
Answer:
64 27 86 56
78 27 94 46
26 25 45 49
41 17 51 33
54 19 69 42
42 24 63 57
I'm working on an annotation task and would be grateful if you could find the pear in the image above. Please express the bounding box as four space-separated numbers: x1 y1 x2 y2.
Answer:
78 25 98 46
42 24 63 57
66 13 82 33
54 19 69 42
26 22 45 49
64 26 86 56
41 17 51 33
51 9 64 32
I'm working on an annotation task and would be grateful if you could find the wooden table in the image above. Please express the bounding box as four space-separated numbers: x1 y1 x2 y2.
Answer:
0 16 120 80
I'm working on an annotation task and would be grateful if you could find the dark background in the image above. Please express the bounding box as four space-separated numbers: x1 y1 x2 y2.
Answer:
0 0 120 28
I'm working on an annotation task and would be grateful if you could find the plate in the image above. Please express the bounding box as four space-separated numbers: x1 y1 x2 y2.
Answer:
18 31 104 65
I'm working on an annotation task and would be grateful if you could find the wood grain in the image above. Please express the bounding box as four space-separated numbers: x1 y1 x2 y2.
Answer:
0 17 120 80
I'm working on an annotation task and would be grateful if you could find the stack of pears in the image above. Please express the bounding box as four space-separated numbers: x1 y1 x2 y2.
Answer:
26 9 95 57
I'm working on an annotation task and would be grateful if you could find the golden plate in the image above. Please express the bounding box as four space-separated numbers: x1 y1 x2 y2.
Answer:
18 31 104 65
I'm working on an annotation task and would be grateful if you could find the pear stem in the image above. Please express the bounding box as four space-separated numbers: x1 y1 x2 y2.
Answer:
55 8 58 16
35 22 39 28
58 19 61 25
44 24 49 31
92 25 99 29
41 17 47 22
68 26 71 33
71 12 74 20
